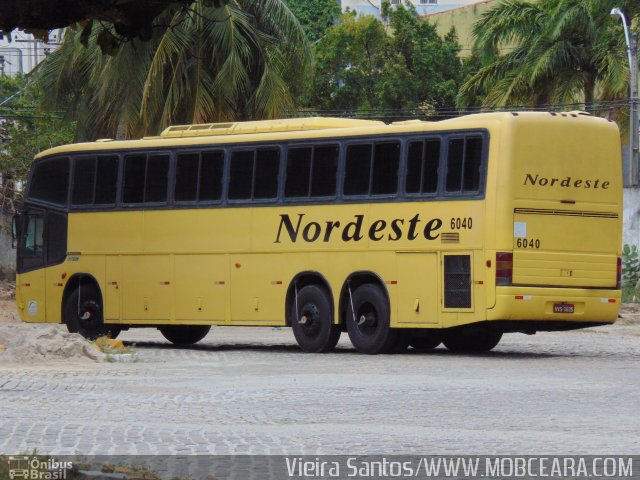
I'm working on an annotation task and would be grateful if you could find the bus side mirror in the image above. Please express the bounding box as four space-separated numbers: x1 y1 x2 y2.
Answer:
11 214 19 249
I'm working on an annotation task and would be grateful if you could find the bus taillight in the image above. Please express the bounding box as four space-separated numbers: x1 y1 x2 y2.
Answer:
496 252 513 286
617 257 622 289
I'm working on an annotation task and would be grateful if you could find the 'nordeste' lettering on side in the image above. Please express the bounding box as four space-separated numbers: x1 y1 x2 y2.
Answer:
275 213 442 243
524 173 610 189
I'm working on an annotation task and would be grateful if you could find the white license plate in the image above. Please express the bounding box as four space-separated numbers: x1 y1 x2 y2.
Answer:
553 303 574 314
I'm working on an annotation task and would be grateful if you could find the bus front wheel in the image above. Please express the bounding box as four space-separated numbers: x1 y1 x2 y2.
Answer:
159 325 211 346
291 285 341 353
346 284 396 354
442 328 502 353
64 285 121 340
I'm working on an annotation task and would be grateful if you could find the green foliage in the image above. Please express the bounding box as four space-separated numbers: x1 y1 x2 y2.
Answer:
0 75 75 181
300 4 463 114
622 244 640 288
37 0 311 141
284 0 341 43
457 0 640 120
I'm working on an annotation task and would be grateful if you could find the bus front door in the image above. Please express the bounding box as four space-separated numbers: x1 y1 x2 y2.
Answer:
17 211 46 322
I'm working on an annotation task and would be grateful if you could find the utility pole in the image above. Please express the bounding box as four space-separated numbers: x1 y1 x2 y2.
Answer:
630 33 639 185
611 7 639 185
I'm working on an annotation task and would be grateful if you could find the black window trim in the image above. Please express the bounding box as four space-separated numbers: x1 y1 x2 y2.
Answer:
30 128 488 213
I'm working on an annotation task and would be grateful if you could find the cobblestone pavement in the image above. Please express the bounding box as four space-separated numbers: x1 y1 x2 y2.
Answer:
1 320 640 455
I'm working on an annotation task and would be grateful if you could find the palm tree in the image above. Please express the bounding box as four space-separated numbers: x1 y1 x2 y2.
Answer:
457 0 639 116
37 0 311 140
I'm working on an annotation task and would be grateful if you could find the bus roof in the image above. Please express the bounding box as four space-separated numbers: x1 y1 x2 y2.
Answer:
34 111 613 160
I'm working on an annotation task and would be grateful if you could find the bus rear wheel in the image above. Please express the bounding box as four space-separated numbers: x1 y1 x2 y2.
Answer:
291 285 341 353
64 285 121 340
346 284 396 355
409 331 442 352
159 325 211 346
442 327 502 353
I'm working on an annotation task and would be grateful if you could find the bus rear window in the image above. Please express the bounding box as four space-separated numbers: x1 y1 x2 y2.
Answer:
29 157 70 205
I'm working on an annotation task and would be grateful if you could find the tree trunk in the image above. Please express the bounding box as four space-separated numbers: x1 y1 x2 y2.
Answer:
584 76 596 114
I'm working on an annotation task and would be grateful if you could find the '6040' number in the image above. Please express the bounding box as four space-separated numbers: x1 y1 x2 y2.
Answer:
516 238 540 249
450 217 472 230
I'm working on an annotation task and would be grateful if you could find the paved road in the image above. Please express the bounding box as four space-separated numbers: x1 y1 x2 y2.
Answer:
1 320 640 455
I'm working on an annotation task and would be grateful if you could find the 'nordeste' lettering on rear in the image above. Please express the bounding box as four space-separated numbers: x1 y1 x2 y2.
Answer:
275 213 442 243
524 173 610 189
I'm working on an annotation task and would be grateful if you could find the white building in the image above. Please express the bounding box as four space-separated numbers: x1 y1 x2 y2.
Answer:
0 29 62 76
340 0 485 18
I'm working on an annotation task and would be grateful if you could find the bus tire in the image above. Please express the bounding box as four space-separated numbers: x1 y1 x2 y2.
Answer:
409 331 442 352
347 283 396 354
442 328 502 353
64 286 121 340
291 285 341 353
159 325 211 346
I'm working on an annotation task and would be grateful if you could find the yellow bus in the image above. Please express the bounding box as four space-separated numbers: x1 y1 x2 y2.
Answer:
15 112 622 354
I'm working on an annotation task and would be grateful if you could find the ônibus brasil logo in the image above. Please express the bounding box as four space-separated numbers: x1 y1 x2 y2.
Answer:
8 456 73 480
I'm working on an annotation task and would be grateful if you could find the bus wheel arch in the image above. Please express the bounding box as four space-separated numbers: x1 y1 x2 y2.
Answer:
62 274 120 339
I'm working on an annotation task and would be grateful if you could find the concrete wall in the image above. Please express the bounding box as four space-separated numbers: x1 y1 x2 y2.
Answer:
0 213 15 279
623 187 640 248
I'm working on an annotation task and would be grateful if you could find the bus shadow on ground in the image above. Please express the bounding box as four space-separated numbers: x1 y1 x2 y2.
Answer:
125 340 573 360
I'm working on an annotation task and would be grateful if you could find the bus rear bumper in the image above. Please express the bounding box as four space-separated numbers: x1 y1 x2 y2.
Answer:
488 286 620 330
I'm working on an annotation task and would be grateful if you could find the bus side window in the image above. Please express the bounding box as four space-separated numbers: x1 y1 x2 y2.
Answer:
344 144 372 196
423 140 440 193
95 156 119 205
311 145 338 197
406 139 440 195
371 141 400 195
175 153 200 202
446 138 464 192
446 136 484 195
145 154 170 203
199 151 224 201
254 148 280 199
285 147 312 198
463 137 483 193
229 150 254 200
123 155 146 204
72 157 97 205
